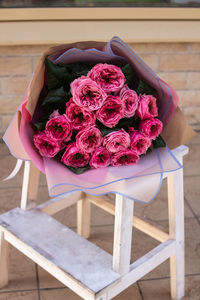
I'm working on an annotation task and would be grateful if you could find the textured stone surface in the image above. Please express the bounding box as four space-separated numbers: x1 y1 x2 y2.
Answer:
158 72 187 90
129 42 189 54
186 72 200 89
39 284 142 300
183 107 200 126
185 176 200 217
159 54 200 71
1 114 14 132
189 43 200 51
0 44 53 56
139 275 200 300
134 179 193 221
139 53 159 70
0 291 38 300
185 132 200 145
0 57 32 76
0 95 22 114
178 90 200 108
1 77 30 95
183 144 200 176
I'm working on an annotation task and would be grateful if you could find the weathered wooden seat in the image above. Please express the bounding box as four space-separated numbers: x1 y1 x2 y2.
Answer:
0 207 120 298
0 145 188 300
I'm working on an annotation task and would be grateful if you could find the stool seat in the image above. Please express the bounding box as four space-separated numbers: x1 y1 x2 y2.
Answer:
0 207 120 297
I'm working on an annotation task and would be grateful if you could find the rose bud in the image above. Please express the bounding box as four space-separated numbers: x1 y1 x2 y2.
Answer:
129 128 151 155
61 142 90 168
33 131 62 158
76 126 103 153
139 118 163 140
71 76 107 111
89 146 111 169
65 98 96 130
88 63 125 93
120 85 139 118
45 115 72 142
103 129 130 153
97 95 124 128
136 94 158 120
111 149 139 167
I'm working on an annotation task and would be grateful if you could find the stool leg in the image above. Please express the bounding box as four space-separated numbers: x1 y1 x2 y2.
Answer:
113 195 134 275
27 162 40 204
0 231 9 288
77 197 91 239
21 161 30 210
21 161 40 210
96 294 108 300
168 164 184 300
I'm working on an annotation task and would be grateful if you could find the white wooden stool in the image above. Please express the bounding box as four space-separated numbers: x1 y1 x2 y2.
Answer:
0 145 188 300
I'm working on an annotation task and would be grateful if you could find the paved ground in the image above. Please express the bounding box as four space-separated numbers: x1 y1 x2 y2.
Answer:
0 133 199 300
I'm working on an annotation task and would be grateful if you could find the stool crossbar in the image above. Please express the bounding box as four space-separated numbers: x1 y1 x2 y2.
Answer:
0 145 188 300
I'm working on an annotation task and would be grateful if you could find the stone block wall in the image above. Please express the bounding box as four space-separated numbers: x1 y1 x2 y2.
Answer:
0 42 199 138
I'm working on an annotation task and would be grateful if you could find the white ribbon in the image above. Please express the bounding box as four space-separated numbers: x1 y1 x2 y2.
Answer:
3 159 23 181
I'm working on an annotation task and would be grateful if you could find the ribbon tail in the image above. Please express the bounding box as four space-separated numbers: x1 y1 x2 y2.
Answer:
3 159 24 181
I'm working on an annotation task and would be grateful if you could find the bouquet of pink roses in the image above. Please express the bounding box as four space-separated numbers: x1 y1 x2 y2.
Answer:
3 37 195 201
32 60 164 174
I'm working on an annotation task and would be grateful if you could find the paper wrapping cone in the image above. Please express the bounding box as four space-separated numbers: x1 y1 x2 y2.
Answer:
161 106 196 148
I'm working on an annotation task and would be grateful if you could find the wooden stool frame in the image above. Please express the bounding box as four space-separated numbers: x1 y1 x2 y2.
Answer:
0 145 188 300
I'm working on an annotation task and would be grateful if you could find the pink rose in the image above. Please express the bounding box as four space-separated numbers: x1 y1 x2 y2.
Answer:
97 95 124 128
103 129 130 153
45 115 72 142
71 76 107 111
65 99 96 130
139 118 163 140
89 146 111 168
49 109 60 119
61 142 90 168
136 94 158 120
120 85 139 118
111 149 139 167
129 128 151 155
76 126 103 153
88 63 125 93
33 132 62 158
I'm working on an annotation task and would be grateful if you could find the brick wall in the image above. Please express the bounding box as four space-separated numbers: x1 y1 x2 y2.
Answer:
0 42 199 138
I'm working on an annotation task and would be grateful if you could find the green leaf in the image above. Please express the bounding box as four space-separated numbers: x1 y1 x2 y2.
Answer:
99 126 121 137
66 63 91 79
42 86 69 106
146 147 152 154
45 57 92 91
136 80 157 96
45 57 71 90
152 135 166 148
34 121 47 131
121 64 136 89
117 116 139 130
66 165 90 175
141 147 152 157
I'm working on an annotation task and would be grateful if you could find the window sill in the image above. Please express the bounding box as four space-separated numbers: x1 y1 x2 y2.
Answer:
0 8 200 45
